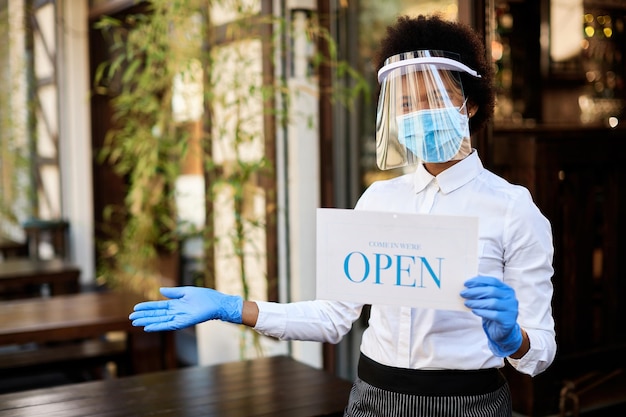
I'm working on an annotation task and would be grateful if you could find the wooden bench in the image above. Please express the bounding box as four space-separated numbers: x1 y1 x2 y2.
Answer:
0 338 128 379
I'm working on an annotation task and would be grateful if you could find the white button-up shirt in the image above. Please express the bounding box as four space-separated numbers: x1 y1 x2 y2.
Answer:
255 151 556 377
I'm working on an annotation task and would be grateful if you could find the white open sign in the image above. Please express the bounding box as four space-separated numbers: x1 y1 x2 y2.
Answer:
316 208 479 311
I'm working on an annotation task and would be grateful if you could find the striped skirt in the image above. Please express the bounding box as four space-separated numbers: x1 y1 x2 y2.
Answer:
344 354 512 417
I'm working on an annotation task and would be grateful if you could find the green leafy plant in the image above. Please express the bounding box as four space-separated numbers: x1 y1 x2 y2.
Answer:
0 5 33 238
94 3 187 299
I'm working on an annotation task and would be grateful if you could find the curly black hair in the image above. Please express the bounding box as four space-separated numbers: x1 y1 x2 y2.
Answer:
373 15 495 135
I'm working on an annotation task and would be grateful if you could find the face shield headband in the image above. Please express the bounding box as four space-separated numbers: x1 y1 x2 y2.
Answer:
374 50 481 170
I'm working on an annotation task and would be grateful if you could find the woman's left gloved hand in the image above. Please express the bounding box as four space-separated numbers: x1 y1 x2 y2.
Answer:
460 276 523 357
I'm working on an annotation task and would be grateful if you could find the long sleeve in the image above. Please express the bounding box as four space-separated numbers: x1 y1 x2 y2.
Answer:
501 188 557 376
254 299 364 344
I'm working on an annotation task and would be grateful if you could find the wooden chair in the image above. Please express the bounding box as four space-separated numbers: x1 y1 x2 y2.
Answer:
22 218 69 260
559 368 626 416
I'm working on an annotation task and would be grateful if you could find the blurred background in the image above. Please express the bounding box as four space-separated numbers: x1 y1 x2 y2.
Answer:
1 1 624 415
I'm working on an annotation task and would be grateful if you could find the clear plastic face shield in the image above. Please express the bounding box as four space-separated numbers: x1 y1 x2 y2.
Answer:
375 50 481 170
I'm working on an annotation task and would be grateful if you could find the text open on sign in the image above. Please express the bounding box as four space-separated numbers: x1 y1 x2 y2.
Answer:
316 208 478 311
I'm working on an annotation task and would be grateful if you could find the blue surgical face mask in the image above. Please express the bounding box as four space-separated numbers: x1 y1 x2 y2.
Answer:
395 105 469 163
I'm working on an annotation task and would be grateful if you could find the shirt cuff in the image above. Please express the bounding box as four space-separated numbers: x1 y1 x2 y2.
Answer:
506 330 556 377
253 301 288 339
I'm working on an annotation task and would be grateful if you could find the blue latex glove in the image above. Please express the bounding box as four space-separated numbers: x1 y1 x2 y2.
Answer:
460 276 523 357
129 286 243 332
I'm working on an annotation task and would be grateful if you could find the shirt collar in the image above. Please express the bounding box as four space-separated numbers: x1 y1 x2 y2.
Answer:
413 150 484 194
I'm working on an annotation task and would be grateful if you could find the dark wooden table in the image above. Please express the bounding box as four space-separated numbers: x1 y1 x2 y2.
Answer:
0 236 27 259
0 291 176 374
0 258 81 297
0 355 353 416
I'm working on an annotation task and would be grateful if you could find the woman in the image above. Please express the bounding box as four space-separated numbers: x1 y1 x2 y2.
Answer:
130 15 556 417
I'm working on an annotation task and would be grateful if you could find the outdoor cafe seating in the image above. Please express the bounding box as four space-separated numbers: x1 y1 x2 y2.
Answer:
0 219 184 395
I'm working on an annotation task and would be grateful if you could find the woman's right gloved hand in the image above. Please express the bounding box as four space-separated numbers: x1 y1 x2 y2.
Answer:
129 286 243 332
